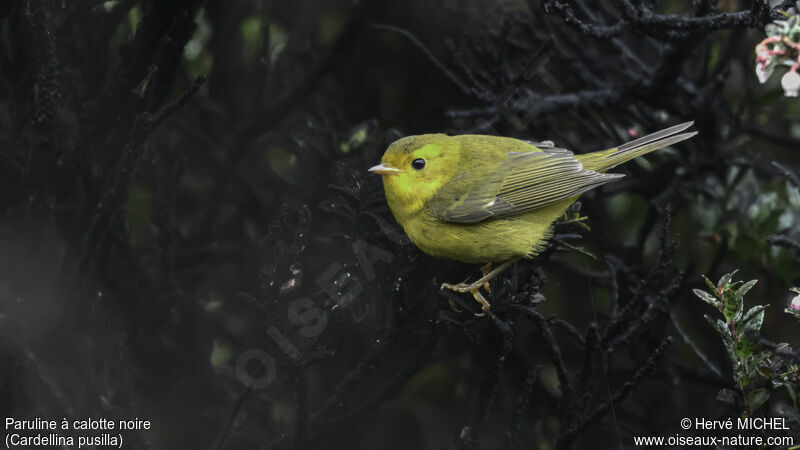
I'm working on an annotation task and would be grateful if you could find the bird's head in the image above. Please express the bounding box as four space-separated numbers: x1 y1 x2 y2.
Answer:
369 134 460 219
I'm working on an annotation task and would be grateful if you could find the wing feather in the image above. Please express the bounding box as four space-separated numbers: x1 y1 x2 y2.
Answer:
428 147 622 224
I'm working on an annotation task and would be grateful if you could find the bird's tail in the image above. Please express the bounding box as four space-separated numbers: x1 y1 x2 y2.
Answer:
579 122 696 173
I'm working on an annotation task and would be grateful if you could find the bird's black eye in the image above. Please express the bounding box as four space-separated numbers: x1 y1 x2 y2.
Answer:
411 158 426 170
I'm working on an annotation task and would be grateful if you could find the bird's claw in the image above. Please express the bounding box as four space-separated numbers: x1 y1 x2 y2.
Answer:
441 258 519 316
441 282 492 316
471 290 490 317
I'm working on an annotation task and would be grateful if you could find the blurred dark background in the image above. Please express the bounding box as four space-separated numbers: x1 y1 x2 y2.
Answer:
2 0 800 448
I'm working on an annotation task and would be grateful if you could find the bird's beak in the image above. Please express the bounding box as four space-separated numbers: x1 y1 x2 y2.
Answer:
368 163 402 175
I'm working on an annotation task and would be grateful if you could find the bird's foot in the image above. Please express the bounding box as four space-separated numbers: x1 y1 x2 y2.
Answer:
441 279 490 294
441 281 492 316
441 258 521 317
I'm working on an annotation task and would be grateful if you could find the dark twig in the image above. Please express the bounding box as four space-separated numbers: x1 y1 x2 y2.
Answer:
544 0 627 38
293 373 309 450
517 305 575 405
670 310 722 378
504 364 541 449
556 337 673 448
77 75 206 276
461 315 515 446
769 235 800 257
371 24 473 95
771 161 800 188
548 316 586 346
745 126 800 150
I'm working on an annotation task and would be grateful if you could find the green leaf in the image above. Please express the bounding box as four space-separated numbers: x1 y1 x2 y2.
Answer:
732 279 756 322
716 388 739 405
757 364 775 379
718 270 738 289
737 279 758 298
791 287 800 295
736 336 757 360
704 314 731 340
702 275 718 295
721 288 741 322
693 288 718 307
744 309 766 334
747 388 771 413
749 351 770 366
740 305 768 333
704 314 738 365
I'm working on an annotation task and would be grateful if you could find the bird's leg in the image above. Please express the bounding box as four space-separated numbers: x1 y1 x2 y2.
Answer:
441 257 521 313
445 265 491 313
444 258 520 293
558 215 589 225
480 262 492 293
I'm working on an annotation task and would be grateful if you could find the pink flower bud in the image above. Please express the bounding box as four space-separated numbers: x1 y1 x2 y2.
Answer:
791 294 800 311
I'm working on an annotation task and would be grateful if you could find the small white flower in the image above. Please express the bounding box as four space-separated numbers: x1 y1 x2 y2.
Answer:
791 293 800 311
756 62 775 83
781 70 800 96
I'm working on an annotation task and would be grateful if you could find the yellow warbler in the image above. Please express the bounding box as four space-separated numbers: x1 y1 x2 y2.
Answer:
369 122 696 311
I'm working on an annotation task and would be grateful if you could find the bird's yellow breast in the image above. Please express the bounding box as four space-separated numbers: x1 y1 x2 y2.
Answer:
393 198 575 263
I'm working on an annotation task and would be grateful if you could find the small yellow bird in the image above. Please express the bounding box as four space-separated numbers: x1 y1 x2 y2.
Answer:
369 122 696 312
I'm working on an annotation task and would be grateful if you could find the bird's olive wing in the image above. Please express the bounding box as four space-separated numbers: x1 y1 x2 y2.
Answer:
428 147 623 224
